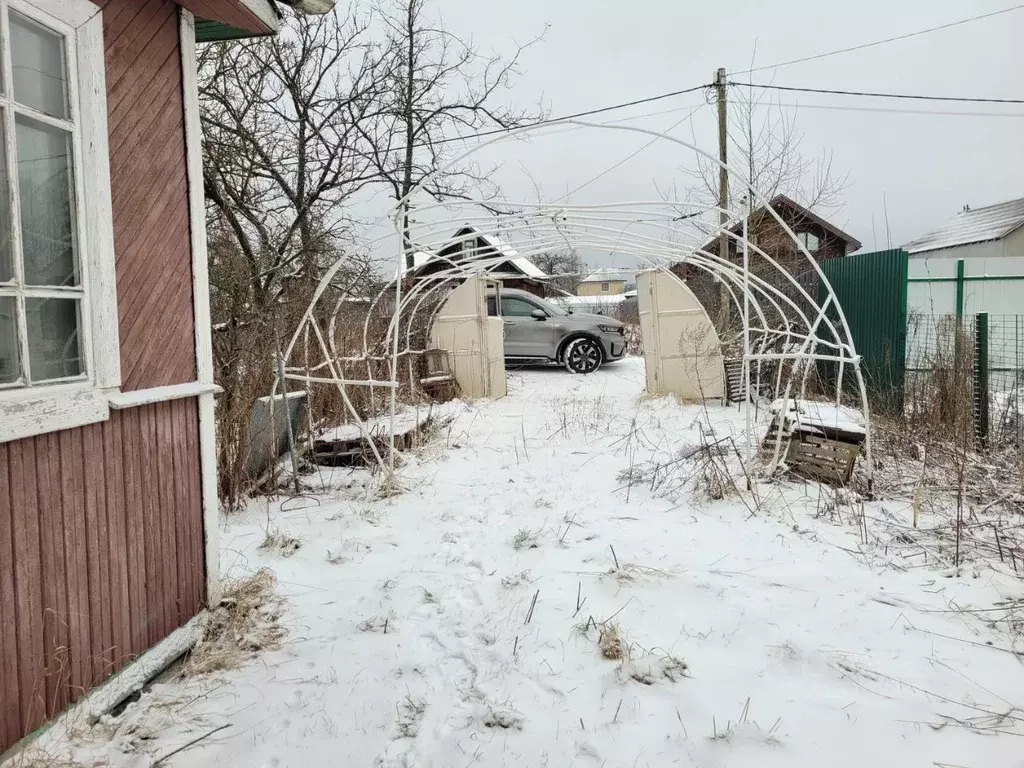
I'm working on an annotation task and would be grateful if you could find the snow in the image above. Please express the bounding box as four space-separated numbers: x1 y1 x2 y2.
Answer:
581 267 637 284
317 402 463 443
24 358 1024 768
551 292 637 309
904 197 1024 254
770 398 867 437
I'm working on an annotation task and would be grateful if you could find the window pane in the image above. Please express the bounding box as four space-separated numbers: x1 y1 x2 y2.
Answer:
26 296 81 381
0 296 20 384
0 116 12 283
16 116 77 286
501 297 539 317
10 12 68 119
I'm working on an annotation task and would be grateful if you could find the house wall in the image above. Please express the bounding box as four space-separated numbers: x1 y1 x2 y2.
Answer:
102 0 198 391
0 399 205 751
0 0 207 753
578 280 627 297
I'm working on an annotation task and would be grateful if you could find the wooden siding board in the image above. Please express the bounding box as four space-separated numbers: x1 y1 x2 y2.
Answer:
123 408 147 658
103 419 132 672
0 445 19 749
104 2 177 97
35 433 64 716
120 246 196 388
81 428 105 687
183 400 206 614
114 168 190 330
11 439 46 735
106 0 196 392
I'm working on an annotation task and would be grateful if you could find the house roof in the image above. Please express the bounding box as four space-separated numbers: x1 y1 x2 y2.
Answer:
450 226 547 278
903 197 1024 255
581 268 636 283
400 227 547 280
700 194 862 253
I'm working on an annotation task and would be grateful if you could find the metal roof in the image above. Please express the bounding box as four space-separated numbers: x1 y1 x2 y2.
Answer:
903 197 1024 254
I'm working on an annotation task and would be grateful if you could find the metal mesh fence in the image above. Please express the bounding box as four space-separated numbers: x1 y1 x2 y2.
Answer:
905 313 1024 447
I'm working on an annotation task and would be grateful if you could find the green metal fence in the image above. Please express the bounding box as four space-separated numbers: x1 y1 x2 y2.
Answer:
818 249 909 411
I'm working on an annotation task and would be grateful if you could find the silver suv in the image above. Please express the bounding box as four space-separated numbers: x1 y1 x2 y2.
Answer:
486 288 626 373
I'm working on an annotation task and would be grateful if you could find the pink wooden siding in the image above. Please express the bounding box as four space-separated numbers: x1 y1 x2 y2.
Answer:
0 399 205 752
102 0 198 392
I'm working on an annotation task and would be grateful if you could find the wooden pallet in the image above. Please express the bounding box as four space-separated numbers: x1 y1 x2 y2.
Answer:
724 357 744 403
763 421 863 486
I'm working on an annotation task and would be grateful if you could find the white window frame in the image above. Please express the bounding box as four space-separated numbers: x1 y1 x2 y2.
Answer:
0 0 118 443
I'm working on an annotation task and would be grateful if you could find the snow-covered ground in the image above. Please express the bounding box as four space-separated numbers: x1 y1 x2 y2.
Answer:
25 358 1024 767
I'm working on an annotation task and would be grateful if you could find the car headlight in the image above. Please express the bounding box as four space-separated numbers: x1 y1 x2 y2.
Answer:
598 324 622 334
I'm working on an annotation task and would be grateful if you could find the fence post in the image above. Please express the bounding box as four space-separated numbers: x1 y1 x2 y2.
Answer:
955 259 966 319
974 312 989 449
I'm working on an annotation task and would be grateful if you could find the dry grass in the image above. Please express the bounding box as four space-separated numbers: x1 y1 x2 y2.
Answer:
179 568 285 676
258 528 301 558
598 623 625 660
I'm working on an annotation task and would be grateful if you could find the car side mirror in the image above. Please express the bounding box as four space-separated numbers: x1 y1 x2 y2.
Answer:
530 309 547 321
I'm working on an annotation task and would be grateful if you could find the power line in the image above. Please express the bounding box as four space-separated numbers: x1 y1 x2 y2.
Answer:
768 101 1024 119
736 3 1024 74
411 83 712 151
554 103 708 201
729 81 1024 105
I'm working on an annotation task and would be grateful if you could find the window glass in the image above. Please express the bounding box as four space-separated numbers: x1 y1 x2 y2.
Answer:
601 282 609 291
0 296 20 383
10 12 67 118
798 232 820 252
501 296 540 317
16 115 77 286
486 296 497 316
0 119 11 283
25 296 80 380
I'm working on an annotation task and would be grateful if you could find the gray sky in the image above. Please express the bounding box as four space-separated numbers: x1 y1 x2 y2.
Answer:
369 0 1024 270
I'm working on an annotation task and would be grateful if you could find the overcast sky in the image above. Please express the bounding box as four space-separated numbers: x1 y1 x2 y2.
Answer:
369 0 1024 270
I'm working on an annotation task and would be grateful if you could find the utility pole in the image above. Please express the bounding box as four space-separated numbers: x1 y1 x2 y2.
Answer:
714 67 731 331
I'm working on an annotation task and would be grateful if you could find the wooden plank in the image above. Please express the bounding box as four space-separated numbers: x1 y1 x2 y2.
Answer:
10 438 46 734
34 432 66 716
156 402 180 632
120 408 146 658
107 25 181 133
138 405 161 645
172 401 195 619
103 418 132 671
104 1 177 97
81 427 105 688
70 429 92 700
183 400 207 610
0 444 20 750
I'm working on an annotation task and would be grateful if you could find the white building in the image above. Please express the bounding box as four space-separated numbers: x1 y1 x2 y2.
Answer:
903 197 1024 318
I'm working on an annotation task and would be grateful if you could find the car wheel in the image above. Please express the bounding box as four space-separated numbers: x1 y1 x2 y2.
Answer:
563 337 602 374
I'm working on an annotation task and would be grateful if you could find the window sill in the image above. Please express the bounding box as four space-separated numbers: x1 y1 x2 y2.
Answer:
1 383 111 444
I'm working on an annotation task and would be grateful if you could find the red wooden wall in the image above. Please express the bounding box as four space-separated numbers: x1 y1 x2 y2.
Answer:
0 0 209 753
102 0 198 392
0 399 205 751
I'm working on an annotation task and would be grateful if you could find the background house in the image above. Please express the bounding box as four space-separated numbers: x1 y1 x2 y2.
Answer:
902 197 1024 362
0 0 287 753
673 194 861 328
577 268 637 297
405 225 550 297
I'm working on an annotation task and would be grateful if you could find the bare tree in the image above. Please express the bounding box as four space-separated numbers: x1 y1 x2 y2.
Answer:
532 249 586 295
200 8 383 313
199 9 386 504
364 0 545 267
685 81 849 221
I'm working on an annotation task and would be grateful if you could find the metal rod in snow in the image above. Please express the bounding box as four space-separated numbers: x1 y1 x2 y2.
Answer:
275 332 301 496
742 213 752 460
389 238 403 476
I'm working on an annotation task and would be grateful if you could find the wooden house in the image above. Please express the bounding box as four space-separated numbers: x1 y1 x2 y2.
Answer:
0 0 303 752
